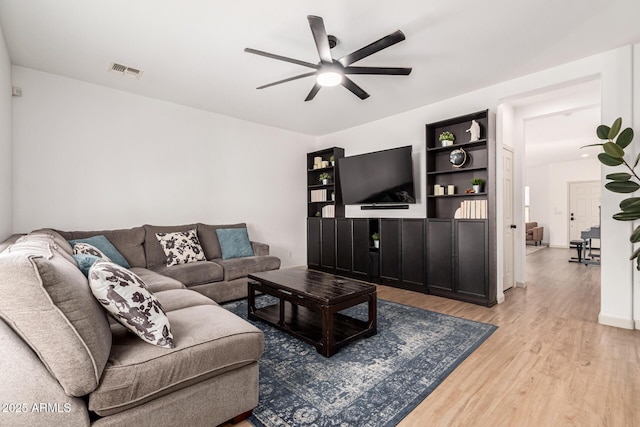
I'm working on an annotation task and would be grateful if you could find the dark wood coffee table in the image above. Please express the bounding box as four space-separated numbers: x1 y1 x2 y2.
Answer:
247 268 377 357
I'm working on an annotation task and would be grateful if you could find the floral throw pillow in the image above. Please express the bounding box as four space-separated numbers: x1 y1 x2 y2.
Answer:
155 229 206 267
73 242 112 262
88 260 175 348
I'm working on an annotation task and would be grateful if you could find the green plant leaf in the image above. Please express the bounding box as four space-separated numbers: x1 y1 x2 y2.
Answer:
635 153 640 169
606 181 640 193
630 225 640 243
598 153 624 166
631 245 640 261
597 125 610 139
603 142 625 158
620 197 640 211
606 173 632 181
613 211 640 221
608 117 622 140
616 127 634 149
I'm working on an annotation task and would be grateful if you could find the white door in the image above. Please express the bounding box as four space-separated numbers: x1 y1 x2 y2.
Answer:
569 181 601 244
503 147 515 291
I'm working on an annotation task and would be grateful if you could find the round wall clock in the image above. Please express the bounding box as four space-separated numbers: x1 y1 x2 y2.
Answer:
449 148 467 168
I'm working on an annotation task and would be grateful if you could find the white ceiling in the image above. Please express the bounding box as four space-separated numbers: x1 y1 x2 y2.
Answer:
1 0 639 136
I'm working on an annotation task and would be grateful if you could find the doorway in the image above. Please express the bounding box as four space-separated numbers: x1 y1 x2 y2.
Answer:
568 180 601 244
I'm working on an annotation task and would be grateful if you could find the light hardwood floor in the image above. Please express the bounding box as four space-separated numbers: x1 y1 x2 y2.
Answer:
233 248 640 427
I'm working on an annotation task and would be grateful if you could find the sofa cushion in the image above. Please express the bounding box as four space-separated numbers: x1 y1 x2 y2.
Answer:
88 261 175 349
88 304 264 416
144 224 197 268
197 223 247 260
129 267 185 293
68 235 130 268
214 256 282 281
154 289 218 312
0 240 112 397
58 227 146 268
149 261 224 287
216 228 255 260
155 229 206 266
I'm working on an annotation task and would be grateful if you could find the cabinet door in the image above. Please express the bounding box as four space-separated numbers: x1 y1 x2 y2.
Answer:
427 219 454 292
336 219 353 275
379 219 401 286
352 219 370 280
456 220 488 298
402 219 425 288
307 218 321 269
320 218 336 271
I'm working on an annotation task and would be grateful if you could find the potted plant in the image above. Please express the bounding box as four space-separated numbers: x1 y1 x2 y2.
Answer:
329 155 335 166
319 172 331 185
584 117 640 269
371 232 380 248
439 131 455 147
471 178 485 193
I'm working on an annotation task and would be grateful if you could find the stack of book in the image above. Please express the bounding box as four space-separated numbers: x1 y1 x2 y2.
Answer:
310 189 328 202
321 205 335 218
460 199 487 219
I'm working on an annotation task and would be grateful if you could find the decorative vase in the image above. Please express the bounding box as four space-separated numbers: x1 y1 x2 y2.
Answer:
322 179 328 185
441 140 453 147
472 184 484 193
373 240 379 248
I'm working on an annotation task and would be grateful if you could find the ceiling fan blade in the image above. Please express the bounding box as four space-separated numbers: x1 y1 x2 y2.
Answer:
344 66 412 75
307 15 333 65
244 48 318 69
256 72 317 89
338 30 406 66
342 77 370 100
305 83 322 102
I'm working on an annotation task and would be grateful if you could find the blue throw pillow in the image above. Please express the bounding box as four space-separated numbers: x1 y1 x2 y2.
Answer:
68 235 130 268
215 228 255 260
73 254 101 277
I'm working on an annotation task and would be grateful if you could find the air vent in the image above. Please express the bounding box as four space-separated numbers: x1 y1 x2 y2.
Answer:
108 62 144 80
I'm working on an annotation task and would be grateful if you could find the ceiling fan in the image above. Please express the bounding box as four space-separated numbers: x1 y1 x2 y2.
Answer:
244 15 412 101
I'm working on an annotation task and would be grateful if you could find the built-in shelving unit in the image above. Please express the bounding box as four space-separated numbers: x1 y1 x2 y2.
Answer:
307 147 344 218
425 110 496 306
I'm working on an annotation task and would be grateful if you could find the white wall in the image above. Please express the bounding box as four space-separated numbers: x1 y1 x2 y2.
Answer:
526 159 600 247
11 66 315 267
0 25 11 241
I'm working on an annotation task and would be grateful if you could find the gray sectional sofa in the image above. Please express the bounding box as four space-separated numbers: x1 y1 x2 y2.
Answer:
0 223 281 426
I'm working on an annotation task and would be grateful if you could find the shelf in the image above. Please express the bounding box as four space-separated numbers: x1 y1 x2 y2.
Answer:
308 183 335 189
308 166 334 172
427 166 486 175
428 193 486 198
427 139 487 152
309 201 336 204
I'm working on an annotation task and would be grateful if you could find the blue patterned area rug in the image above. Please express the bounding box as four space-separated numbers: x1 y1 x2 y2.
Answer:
224 296 497 427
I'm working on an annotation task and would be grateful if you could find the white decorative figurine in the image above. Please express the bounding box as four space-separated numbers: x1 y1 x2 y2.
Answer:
466 120 481 142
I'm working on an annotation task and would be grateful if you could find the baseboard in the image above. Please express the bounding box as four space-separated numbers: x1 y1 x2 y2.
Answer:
515 281 526 288
496 293 505 304
598 313 635 330
636 319 640 330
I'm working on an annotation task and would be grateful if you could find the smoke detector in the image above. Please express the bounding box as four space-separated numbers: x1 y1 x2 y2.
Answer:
108 62 143 80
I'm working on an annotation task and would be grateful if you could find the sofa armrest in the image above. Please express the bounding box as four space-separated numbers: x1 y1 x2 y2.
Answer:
251 241 269 256
0 319 89 426
531 227 543 242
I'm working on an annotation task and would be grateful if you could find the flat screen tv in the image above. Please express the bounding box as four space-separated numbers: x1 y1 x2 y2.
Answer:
337 145 416 205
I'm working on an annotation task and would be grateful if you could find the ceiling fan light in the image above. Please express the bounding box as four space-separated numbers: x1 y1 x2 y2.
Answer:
317 71 343 87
